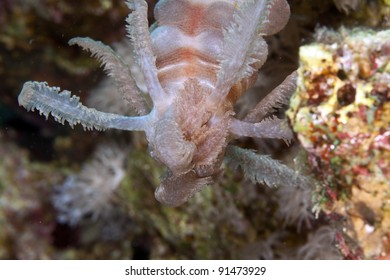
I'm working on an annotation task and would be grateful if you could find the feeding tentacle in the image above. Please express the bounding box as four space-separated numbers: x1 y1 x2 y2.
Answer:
244 71 298 122
125 0 169 111
225 145 309 187
18 81 150 131
69 37 149 116
210 0 290 106
229 117 293 144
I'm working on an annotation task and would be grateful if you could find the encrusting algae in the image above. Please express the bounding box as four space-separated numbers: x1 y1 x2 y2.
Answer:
287 28 390 259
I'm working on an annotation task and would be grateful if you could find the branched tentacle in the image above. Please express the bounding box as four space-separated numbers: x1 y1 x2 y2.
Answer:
69 37 149 116
244 71 298 122
212 0 268 102
125 0 169 110
210 0 290 106
229 117 293 144
225 145 310 188
18 81 149 131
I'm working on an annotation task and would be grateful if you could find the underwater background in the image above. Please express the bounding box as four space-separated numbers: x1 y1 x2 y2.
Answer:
0 0 389 259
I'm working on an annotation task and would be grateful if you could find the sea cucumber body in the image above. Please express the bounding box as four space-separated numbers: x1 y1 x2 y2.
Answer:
150 0 257 104
17 0 295 207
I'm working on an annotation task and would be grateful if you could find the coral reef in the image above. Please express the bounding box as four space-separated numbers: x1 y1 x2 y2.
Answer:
288 28 390 259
